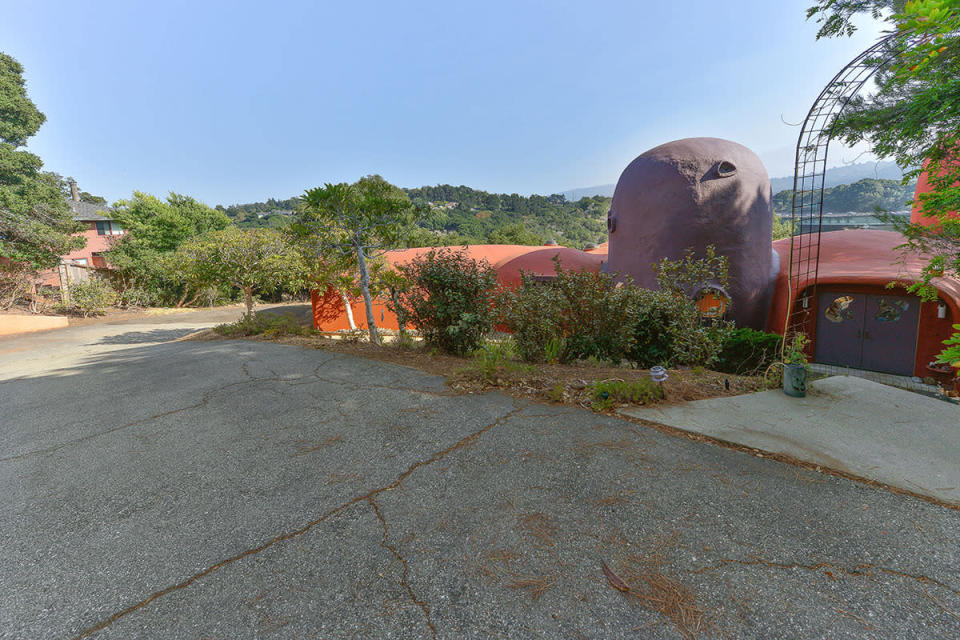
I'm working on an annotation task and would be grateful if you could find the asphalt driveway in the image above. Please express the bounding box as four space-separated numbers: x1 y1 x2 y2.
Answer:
1 307 958 639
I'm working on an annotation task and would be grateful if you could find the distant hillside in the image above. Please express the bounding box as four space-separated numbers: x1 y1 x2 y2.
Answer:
563 161 911 202
562 184 615 202
769 161 909 194
216 197 300 228
219 186 611 248
403 185 609 248
772 178 915 216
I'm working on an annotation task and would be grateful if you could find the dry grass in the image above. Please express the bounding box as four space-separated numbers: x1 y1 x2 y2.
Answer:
516 513 558 548
616 554 707 640
477 547 522 580
507 574 559 601
289 435 343 457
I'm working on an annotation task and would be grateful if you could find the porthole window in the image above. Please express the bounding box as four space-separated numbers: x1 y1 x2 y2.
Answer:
607 213 617 233
696 287 729 319
875 298 908 323
825 295 855 323
717 161 737 177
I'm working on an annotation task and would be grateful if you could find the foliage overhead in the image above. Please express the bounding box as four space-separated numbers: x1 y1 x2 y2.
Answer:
807 0 960 371
0 52 84 271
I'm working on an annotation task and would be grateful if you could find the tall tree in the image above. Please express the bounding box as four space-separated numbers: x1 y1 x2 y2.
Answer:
297 175 417 345
106 192 231 305
0 52 84 288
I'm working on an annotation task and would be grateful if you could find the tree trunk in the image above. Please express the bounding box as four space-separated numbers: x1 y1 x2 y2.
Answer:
244 287 254 318
340 291 357 330
390 288 406 334
355 243 380 345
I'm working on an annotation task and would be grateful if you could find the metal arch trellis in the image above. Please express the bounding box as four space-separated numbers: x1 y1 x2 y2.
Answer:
785 30 920 339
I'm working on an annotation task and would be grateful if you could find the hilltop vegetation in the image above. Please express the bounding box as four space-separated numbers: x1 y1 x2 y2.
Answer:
221 186 610 249
771 178 915 216
404 185 609 248
220 178 914 246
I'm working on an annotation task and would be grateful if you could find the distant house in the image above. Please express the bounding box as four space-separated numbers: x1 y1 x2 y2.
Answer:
39 181 123 287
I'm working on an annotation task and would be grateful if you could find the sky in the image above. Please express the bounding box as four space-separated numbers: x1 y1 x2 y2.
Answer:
1 0 888 205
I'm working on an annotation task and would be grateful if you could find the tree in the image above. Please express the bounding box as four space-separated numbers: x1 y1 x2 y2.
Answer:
0 52 84 302
298 175 418 345
106 192 231 305
486 222 545 245
284 221 363 330
171 227 307 317
807 0 960 364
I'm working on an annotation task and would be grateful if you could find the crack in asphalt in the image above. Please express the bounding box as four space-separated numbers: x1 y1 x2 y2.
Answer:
369 496 436 638
692 556 960 599
72 401 529 639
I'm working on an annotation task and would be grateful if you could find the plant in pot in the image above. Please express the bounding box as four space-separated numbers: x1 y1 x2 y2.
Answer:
782 333 810 398
934 324 960 395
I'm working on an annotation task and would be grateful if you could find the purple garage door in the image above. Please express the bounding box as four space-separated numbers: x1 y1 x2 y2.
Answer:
814 292 919 376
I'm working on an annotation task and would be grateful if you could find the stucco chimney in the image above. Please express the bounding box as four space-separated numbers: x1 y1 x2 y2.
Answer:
69 180 79 203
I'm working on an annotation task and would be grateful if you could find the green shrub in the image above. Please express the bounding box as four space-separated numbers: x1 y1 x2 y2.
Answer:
624 288 693 367
588 378 663 411
457 339 533 384
936 324 960 374
500 260 634 364
498 249 733 368
714 328 783 374
395 249 499 355
116 286 160 308
68 278 118 316
214 312 308 338
497 276 565 362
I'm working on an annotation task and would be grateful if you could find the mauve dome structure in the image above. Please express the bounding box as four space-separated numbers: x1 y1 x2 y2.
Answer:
604 137 777 329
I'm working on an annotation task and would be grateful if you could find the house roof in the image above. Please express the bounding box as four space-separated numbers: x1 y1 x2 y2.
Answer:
69 200 113 221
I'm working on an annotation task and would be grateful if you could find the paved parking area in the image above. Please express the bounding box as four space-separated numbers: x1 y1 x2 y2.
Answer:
1 309 958 639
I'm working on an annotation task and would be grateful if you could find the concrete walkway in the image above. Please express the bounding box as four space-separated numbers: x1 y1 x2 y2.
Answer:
622 375 960 505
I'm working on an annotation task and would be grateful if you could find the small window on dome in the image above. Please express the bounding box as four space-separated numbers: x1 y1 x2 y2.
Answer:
717 161 737 177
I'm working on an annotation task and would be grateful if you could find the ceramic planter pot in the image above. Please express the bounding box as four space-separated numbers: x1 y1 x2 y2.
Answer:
783 363 807 398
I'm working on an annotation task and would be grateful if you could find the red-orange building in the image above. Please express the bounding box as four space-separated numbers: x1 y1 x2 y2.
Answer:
39 187 123 287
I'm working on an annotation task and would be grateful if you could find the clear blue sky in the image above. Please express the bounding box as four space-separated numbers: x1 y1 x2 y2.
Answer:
2 0 886 205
